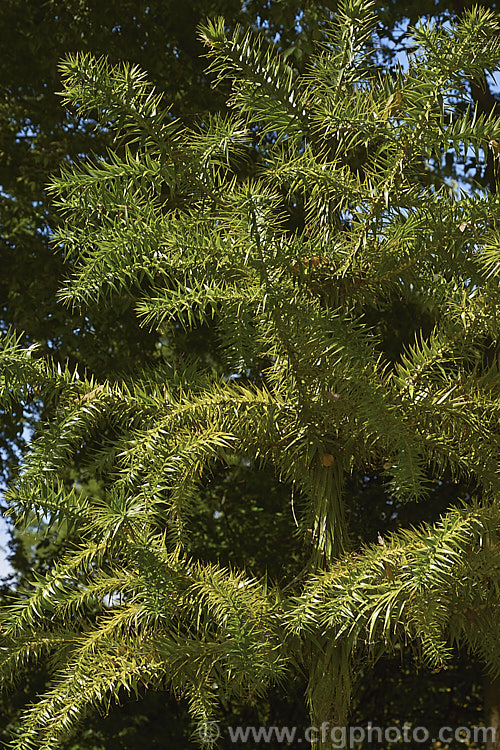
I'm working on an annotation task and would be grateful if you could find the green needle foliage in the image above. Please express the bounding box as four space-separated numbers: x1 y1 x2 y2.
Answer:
1 1 500 747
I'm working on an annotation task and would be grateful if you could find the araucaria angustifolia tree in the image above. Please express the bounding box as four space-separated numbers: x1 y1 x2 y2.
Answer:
1 1 500 747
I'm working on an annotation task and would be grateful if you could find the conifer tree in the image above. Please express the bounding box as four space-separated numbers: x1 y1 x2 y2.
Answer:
1 2 500 748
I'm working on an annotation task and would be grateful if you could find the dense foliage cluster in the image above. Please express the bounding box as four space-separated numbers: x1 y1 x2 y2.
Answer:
1 1 500 748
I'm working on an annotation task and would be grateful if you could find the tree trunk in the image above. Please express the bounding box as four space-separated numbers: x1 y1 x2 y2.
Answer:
485 673 500 750
306 639 352 749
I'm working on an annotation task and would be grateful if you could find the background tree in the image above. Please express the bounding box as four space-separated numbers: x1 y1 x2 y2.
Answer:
2 1 500 748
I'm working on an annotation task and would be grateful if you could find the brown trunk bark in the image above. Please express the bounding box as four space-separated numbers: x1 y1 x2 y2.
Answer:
484 673 500 750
